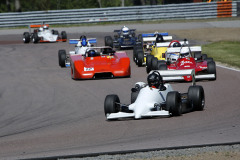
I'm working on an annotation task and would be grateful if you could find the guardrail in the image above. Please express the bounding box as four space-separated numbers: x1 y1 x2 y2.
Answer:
0 1 238 28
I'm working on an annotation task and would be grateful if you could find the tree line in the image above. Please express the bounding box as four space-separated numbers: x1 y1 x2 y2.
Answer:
0 0 164 13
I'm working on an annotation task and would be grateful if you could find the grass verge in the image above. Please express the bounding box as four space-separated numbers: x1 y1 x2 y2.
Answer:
202 41 240 68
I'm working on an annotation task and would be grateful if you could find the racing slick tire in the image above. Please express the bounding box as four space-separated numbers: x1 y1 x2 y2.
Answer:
23 32 30 43
188 85 205 111
105 36 113 48
137 50 144 67
206 57 213 63
151 57 158 71
61 31 67 42
207 61 216 80
137 34 143 44
104 94 120 116
133 46 142 63
194 52 202 60
32 32 39 43
166 91 182 116
202 54 207 60
58 50 66 68
146 55 154 73
158 63 167 70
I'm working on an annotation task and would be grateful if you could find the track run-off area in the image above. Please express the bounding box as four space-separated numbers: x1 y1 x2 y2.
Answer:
0 20 240 160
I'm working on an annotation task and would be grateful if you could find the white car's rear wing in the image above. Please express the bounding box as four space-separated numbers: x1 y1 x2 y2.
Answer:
150 69 196 85
167 46 202 53
143 36 172 42
156 41 189 47
69 38 97 44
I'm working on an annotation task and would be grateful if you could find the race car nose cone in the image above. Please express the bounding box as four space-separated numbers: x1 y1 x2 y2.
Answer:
134 111 142 119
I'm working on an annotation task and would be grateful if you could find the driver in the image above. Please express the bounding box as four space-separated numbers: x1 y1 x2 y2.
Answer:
39 28 43 32
76 35 91 47
156 34 164 43
147 71 166 91
43 25 48 31
180 52 190 58
173 42 181 47
166 52 179 62
122 26 129 36
87 49 97 57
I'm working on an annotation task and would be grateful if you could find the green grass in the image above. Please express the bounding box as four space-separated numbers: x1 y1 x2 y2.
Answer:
202 41 240 68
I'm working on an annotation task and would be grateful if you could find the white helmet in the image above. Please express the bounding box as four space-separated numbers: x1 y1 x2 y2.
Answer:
43 25 48 30
167 53 179 62
180 52 190 58
122 26 129 35
39 27 43 32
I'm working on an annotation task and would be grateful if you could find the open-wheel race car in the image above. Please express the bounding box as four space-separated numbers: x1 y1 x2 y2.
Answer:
150 42 216 81
104 26 140 49
23 24 67 43
145 39 189 73
70 46 131 80
58 35 97 67
104 69 205 120
133 32 178 68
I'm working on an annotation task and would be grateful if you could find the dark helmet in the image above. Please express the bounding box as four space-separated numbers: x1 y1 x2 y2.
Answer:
147 71 162 88
156 35 164 43
173 42 181 47
87 49 96 57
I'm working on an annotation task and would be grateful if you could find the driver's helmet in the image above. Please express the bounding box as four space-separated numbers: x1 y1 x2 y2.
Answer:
39 27 43 32
87 49 96 57
180 52 190 58
147 71 162 88
156 35 164 43
122 26 129 35
43 25 48 30
81 37 87 47
173 42 181 47
167 53 179 62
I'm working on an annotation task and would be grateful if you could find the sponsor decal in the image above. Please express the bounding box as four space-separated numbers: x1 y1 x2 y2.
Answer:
84 67 94 71
180 60 193 66
107 56 114 59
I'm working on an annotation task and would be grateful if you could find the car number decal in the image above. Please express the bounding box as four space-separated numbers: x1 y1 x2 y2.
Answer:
84 67 94 71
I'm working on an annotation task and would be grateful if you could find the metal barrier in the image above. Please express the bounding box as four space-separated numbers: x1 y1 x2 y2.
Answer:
0 1 238 28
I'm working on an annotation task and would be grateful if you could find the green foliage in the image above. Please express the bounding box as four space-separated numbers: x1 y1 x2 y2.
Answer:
0 0 164 13
202 41 240 68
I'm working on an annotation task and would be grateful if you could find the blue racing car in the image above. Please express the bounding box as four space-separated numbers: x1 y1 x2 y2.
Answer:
105 26 140 49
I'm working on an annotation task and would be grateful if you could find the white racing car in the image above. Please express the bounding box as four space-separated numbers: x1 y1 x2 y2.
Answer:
58 35 97 67
23 24 67 43
104 69 205 120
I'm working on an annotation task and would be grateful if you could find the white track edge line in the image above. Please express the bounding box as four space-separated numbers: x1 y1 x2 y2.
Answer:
217 64 240 73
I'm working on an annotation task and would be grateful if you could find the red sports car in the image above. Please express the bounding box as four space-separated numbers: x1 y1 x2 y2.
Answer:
70 47 131 80
157 46 216 82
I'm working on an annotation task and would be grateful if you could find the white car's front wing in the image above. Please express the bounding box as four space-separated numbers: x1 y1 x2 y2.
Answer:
107 110 170 120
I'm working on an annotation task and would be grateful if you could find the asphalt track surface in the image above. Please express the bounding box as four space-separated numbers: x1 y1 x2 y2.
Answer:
0 20 240 160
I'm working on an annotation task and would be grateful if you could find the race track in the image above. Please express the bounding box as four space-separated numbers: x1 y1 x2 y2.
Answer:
0 22 240 160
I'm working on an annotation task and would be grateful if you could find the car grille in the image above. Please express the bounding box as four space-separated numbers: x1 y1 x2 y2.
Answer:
93 72 113 79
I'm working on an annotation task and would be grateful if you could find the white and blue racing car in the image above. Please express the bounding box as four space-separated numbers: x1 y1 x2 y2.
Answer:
58 35 97 67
